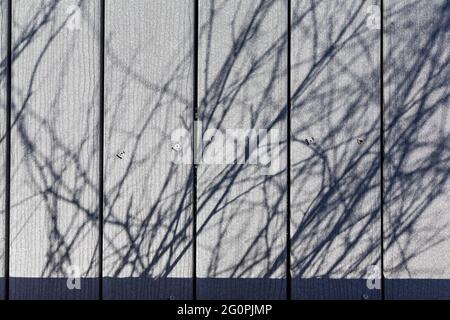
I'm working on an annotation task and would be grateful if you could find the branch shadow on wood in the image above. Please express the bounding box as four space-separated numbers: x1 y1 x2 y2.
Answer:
290 0 449 300
1 0 449 300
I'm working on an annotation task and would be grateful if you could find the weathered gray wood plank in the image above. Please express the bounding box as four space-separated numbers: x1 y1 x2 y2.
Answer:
0 0 6 300
290 0 381 299
384 0 450 299
103 0 193 300
10 0 99 299
197 0 287 299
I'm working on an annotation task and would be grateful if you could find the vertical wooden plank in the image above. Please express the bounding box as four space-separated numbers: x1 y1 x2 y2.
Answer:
10 0 99 299
197 0 287 299
384 0 450 299
0 0 6 300
290 0 381 299
103 0 193 300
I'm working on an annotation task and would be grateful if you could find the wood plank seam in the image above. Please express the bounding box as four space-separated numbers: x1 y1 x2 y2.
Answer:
286 0 292 301
4 0 11 301
99 0 105 301
379 0 385 301
193 0 199 301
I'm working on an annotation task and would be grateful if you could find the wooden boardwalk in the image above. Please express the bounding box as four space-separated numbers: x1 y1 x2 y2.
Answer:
0 0 449 300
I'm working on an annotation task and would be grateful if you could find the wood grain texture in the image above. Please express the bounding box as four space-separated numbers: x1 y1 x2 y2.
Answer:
103 0 193 300
0 0 6 300
290 0 381 299
384 0 450 299
10 0 99 299
197 0 287 299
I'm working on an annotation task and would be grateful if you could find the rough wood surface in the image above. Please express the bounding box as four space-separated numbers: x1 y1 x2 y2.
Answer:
10 0 99 299
290 0 381 299
0 0 6 300
384 0 450 299
103 0 193 300
197 0 287 299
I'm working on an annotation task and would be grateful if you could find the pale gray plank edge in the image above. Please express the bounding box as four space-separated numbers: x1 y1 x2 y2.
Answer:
197 0 288 300
290 0 381 299
103 0 193 299
10 0 100 299
384 0 450 299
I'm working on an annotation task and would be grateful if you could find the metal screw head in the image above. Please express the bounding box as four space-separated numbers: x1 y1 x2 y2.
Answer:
172 143 181 151
116 151 125 159
362 293 369 300
169 295 175 300
305 137 315 145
